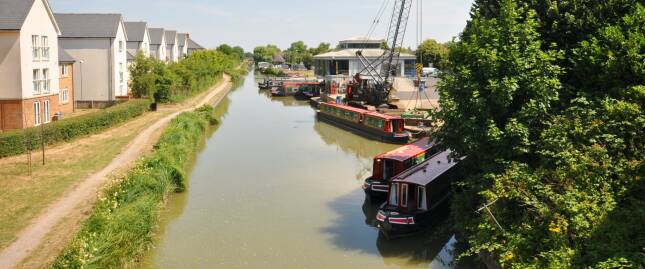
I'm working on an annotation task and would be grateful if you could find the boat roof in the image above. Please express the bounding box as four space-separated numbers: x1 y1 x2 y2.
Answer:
365 111 401 120
282 81 321 85
376 137 433 162
322 102 370 114
392 150 457 186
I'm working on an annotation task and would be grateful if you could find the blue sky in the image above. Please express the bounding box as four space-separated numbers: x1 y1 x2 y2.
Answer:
51 0 474 51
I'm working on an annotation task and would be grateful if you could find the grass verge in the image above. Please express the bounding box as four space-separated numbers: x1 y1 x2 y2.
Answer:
0 100 151 158
52 106 217 268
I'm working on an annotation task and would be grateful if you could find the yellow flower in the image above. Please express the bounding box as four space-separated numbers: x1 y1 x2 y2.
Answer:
549 221 561 233
504 251 514 260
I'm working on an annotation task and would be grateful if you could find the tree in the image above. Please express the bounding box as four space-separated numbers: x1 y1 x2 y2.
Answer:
437 0 644 267
309 42 331 56
284 41 309 66
416 39 449 69
252 44 281 63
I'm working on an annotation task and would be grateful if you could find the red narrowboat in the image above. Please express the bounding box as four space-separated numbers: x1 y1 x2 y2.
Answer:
316 102 410 144
271 81 322 97
376 150 465 238
363 137 438 201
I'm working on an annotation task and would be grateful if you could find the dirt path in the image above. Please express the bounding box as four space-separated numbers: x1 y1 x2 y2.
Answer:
0 75 233 269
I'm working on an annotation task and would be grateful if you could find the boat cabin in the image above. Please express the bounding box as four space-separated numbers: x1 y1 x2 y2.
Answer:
371 137 437 181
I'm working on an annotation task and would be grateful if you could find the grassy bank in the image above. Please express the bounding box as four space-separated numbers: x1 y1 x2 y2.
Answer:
52 106 217 268
0 99 150 158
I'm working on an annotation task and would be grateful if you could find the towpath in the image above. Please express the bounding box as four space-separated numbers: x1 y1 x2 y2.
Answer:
0 74 233 269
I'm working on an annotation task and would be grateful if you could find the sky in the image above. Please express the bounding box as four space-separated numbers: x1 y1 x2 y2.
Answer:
50 0 474 51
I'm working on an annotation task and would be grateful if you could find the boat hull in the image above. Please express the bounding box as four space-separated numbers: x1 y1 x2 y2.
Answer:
316 112 410 144
376 196 451 239
363 177 389 202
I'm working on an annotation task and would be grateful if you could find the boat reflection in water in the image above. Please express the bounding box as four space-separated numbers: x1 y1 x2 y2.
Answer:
362 198 477 268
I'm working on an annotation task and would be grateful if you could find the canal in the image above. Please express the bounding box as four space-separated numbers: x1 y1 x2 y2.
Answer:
143 72 467 268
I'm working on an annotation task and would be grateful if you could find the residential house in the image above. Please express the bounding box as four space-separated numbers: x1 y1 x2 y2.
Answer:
148 27 166 61
55 13 129 107
187 38 204 56
177 33 188 59
124 21 150 58
164 30 178 62
0 0 61 131
58 48 75 115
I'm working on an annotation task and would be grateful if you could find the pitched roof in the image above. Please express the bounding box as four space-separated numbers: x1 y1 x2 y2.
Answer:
0 0 35 30
127 51 135 61
124 21 147 42
148 28 164 45
0 0 60 33
164 30 176 45
58 48 75 63
177 33 188 47
55 13 123 38
313 48 415 60
187 38 203 49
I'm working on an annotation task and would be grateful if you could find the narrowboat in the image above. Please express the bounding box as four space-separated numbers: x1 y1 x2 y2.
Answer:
363 137 438 201
376 150 464 238
271 81 322 97
316 102 410 144
294 84 322 100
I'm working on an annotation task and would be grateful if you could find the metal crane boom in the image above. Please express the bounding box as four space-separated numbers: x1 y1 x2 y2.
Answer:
353 0 412 106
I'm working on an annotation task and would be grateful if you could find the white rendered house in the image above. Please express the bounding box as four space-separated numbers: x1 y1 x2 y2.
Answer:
0 0 61 130
148 28 166 61
55 13 130 105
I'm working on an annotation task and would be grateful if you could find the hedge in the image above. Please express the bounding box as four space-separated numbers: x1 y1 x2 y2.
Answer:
0 99 150 158
52 105 217 268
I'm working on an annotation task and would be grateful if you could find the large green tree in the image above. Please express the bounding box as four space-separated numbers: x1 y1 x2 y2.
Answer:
252 44 281 63
436 0 644 268
416 39 450 69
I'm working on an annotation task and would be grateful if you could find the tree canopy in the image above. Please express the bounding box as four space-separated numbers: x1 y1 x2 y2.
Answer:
435 0 644 268
416 39 450 70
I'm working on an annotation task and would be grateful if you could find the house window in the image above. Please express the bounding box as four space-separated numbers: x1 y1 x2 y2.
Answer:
60 89 69 104
60 64 68 77
43 100 50 123
33 102 41 126
41 36 49 60
32 35 40 59
33 69 41 94
119 63 124 83
119 41 123 52
42 69 50 93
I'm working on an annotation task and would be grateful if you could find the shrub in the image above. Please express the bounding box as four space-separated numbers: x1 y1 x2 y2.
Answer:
0 99 150 158
52 105 217 268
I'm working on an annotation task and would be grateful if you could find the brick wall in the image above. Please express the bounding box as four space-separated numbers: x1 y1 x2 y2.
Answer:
58 63 74 115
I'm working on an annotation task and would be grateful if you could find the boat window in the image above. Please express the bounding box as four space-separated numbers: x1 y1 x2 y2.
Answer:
417 186 427 210
389 183 398 206
401 184 408 207
383 160 394 179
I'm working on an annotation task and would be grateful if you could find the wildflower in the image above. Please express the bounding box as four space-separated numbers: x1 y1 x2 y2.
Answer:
504 251 514 260
549 221 561 233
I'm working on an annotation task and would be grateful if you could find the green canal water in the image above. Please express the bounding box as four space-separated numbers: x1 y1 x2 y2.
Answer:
142 72 471 268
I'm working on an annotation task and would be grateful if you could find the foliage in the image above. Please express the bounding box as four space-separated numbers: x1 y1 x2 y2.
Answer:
252 44 281 63
0 100 150 158
261 66 286 77
216 44 245 60
416 39 450 70
436 0 644 268
284 41 310 67
52 106 218 268
129 49 241 103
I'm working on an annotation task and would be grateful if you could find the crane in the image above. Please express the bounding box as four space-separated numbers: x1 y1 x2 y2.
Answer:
347 0 413 107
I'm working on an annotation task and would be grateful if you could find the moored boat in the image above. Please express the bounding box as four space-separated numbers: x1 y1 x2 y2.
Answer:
376 150 464 238
316 102 410 144
363 137 438 201
271 81 322 97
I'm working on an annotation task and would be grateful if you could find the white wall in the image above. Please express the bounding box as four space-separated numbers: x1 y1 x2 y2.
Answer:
142 29 150 57
60 38 109 101
113 22 128 97
19 0 60 99
0 32 22 99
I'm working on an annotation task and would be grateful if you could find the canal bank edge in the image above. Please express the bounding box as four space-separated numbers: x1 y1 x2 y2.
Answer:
51 106 221 268
50 66 249 268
